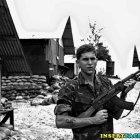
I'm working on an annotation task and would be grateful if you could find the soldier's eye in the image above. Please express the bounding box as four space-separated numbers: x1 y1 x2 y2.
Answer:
90 57 96 61
83 58 89 61
82 57 97 61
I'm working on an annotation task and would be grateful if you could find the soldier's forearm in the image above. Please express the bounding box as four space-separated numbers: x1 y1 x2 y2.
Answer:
55 114 96 129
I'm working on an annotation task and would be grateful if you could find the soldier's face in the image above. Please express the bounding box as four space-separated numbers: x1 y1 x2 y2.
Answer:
77 51 97 75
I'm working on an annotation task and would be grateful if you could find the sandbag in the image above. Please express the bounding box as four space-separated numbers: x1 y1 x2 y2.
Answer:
0 130 8 139
1 124 13 130
0 127 11 136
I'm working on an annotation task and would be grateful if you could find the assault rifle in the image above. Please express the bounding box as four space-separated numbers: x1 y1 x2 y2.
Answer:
78 70 140 119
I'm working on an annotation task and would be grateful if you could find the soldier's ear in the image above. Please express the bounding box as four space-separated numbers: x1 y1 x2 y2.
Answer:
76 60 80 68
76 60 79 64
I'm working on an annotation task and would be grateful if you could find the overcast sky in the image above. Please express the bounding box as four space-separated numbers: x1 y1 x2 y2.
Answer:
7 0 140 78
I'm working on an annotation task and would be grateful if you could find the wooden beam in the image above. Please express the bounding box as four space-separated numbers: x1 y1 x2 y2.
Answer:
0 35 16 41
0 57 2 110
0 55 23 60
0 7 6 15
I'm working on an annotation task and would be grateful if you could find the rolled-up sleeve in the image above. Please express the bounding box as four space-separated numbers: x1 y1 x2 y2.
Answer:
54 82 75 115
54 104 72 115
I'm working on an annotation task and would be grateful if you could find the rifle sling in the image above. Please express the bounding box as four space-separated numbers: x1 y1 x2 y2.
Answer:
110 96 134 110
121 91 140 118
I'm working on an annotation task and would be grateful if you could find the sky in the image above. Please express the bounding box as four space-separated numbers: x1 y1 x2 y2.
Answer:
7 0 140 78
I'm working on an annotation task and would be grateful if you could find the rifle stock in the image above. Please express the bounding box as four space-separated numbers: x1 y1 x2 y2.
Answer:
78 70 140 118
78 106 96 118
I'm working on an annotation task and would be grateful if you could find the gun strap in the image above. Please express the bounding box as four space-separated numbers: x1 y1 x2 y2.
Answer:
121 91 140 119
110 96 134 110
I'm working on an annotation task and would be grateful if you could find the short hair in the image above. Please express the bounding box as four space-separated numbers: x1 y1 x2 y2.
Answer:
76 44 97 60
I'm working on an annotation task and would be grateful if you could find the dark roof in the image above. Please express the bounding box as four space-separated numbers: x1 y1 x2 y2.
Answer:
132 46 140 67
62 17 75 55
0 0 32 75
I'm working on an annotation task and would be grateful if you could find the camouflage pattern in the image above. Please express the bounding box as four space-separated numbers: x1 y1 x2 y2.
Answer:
55 72 120 140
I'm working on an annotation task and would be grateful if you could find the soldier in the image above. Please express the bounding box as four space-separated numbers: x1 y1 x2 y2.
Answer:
54 44 134 140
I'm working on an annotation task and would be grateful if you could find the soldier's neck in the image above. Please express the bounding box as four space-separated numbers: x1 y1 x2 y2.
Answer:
81 71 95 85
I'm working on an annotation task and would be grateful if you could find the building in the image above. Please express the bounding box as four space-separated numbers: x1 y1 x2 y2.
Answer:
1 0 76 81
20 16 75 80
20 39 63 81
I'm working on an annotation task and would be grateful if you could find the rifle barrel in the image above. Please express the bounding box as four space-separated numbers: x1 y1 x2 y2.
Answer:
121 70 140 83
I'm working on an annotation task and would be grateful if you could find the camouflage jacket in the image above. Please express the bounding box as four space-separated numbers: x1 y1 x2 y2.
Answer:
54 72 121 140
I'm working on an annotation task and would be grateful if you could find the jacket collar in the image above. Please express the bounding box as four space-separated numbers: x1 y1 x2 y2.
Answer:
78 71 98 85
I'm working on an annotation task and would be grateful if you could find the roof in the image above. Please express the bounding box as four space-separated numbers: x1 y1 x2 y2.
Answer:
0 0 32 76
132 46 140 67
62 17 75 55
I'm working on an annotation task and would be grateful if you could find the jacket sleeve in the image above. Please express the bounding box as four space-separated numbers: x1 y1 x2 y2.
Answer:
54 81 75 115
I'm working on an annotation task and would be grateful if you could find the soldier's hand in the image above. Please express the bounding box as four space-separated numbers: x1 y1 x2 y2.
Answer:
124 79 136 87
92 109 108 124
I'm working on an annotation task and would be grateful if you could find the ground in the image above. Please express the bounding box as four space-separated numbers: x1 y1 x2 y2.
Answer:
12 101 73 140
2 82 139 140
10 97 140 140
